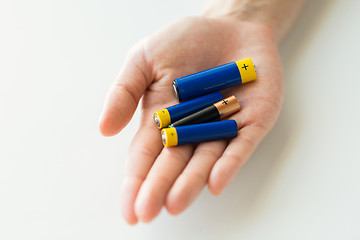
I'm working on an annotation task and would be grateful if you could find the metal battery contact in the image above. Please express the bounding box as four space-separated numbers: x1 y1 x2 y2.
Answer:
172 80 180 101
153 112 161 128
161 130 167 145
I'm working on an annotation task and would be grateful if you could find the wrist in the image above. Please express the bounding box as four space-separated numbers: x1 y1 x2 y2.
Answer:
202 0 306 43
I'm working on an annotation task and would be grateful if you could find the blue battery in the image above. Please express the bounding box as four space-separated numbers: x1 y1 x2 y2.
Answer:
153 91 224 129
161 120 238 147
173 58 256 101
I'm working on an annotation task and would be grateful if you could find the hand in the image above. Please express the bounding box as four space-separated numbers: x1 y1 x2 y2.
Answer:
99 17 284 224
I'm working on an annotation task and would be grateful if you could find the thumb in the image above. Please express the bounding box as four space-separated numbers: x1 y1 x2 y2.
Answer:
99 45 152 136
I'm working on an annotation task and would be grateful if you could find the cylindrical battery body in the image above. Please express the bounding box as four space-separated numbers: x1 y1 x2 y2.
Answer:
161 120 238 147
153 91 223 129
173 58 256 101
171 95 240 127
171 105 220 127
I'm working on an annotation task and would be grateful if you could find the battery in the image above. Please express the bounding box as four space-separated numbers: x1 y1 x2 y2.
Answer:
161 120 238 147
171 95 240 127
153 91 223 129
173 57 256 101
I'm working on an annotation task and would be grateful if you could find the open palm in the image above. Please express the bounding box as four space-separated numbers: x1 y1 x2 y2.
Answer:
100 17 284 224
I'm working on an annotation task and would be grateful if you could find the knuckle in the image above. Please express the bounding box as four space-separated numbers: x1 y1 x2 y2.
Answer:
128 145 155 160
153 173 172 187
195 147 222 159
182 170 207 184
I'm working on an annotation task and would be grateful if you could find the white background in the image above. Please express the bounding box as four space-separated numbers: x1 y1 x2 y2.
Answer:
1 0 360 239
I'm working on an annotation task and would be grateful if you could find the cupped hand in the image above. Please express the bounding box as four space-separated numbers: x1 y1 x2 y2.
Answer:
99 17 284 224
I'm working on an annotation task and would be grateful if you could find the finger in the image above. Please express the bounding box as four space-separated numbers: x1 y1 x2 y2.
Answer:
134 145 195 222
208 124 266 195
165 140 227 215
120 120 163 225
99 45 153 136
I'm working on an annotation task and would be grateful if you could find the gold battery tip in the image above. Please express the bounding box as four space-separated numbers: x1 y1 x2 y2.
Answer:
214 95 240 118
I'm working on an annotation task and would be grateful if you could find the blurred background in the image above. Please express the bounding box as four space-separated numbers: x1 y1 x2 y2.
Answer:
0 0 359 239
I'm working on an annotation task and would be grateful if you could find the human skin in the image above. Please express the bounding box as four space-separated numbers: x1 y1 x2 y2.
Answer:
99 0 306 224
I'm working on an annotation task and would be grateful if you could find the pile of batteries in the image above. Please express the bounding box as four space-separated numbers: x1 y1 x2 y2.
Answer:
153 57 257 147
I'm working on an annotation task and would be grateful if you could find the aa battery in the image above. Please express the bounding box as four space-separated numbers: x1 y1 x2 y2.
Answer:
153 91 223 129
161 120 238 147
173 58 256 101
171 95 240 127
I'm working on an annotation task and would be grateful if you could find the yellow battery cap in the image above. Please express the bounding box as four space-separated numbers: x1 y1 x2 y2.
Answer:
161 128 178 147
235 57 257 84
153 109 171 129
